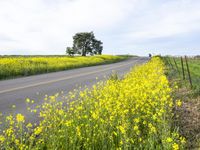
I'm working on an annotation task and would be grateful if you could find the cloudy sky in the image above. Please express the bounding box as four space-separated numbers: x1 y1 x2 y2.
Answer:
0 0 200 56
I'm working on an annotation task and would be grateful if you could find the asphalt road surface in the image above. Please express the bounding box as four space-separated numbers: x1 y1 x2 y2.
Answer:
0 57 148 123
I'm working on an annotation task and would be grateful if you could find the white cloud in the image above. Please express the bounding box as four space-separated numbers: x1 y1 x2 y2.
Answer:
0 0 137 54
126 0 200 40
0 0 200 55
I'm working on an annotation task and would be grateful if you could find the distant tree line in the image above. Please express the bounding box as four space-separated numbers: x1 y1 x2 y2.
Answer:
66 32 103 56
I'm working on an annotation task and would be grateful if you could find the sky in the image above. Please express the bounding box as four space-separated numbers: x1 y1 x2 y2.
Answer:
0 0 200 56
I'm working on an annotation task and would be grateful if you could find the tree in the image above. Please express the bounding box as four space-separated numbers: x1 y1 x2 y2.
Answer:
66 32 103 56
73 32 94 56
66 47 74 56
92 39 103 55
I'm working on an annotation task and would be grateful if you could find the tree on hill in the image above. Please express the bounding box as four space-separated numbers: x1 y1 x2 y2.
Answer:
66 32 103 56
92 39 103 55
66 47 75 56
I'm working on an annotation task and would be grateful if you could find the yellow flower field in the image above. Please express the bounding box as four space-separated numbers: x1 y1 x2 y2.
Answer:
0 57 185 149
0 55 127 80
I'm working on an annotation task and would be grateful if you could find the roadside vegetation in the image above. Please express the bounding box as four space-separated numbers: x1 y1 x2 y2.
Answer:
163 56 200 149
0 57 185 149
0 55 129 80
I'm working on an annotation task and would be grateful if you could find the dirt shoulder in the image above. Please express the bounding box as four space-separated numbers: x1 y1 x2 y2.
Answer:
173 87 200 149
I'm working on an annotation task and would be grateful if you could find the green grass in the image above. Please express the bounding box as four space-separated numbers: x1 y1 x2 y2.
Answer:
163 56 200 95
0 55 130 80
187 58 200 88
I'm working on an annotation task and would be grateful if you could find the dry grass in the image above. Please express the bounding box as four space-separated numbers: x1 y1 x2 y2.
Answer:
174 87 200 149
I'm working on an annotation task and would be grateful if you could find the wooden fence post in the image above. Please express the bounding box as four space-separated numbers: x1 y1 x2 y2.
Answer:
173 57 180 75
185 56 193 88
181 57 185 80
167 57 174 69
164 57 171 67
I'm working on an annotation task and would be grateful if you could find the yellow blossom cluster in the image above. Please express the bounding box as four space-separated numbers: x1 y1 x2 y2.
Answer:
0 55 127 79
0 57 185 149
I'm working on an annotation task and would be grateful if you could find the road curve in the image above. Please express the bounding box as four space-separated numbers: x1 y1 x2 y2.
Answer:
0 57 148 123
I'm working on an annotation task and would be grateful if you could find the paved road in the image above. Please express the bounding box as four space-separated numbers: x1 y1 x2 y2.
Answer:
0 57 148 123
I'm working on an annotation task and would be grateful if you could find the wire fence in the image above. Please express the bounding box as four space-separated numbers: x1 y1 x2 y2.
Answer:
164 56 193 89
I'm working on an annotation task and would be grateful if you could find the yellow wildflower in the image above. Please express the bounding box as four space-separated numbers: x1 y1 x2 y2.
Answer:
16 114 25 123
180 137 186 144
134 118 140 123
26 98 30 103
34 127 43 135
176 100 182 107
133 125 139 131
76 126 81 137
26 123 33 128
92 112 98 119
0 135 5 143
118 126 125 134
172 143 179 150
166 137 173 143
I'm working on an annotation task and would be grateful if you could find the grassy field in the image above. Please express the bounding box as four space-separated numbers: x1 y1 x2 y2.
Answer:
0 55 129 80
182 58 200 90
165 57 200 92
0 57 185 149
